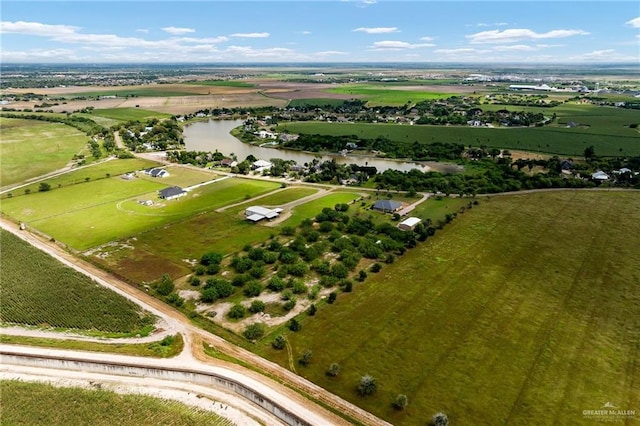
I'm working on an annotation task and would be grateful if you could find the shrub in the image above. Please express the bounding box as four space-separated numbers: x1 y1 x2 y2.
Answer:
232 274 249 287
249 300 266 314
156 274 174 296
288 318 301 332
200 287 219 303
194 265 206 276
357 375 377 396
283 298 297 312
272 335 286 350
327 291 337 304
357 270 367 282
228 304 246 319
291 280 308 294
200 251 223 266
281 226 296 236
189 276 201 287
326 362 341 377
392 394 409 411
370 263 382 273
166 293 184 307
244 281 264 297
267 276 285 292
243 323 265 340
298 350 312 366
307 304 317 316
431 413 449 426
206 263 220 275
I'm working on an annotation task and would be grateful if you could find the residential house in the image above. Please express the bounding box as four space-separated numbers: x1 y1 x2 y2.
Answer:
159 186 187 200
372 199 403 213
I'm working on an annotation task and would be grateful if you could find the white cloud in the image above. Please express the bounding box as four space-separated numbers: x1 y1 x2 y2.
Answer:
0 21 78 36
315 50 349 56
626 17 640 28
492 44 536 52
570 49 638 62
467 28 589 44
230 32 270 38
162 26 195 35
301 31 311 35
370 40 434 50
175 36 228 44
1 48 80 62
353 27 399 34
476 22 509 28
420 36 434 41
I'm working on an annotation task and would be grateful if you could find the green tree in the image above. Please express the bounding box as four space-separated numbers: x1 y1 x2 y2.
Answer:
272 335 286 350
307 304 317 316
392 394 409 411
201 251 223 266
248 300 266 313
288 318 302 332
298 350 312 366
156 274 174 296
357 375 377 396
228 304 246 319
431 413 449 426
326 363 340 377
38 182 51 192
243 323 265 340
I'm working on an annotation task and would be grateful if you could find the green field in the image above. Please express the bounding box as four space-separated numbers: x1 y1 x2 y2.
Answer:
279 119 640 157
0 118 89 186
259 191 640 425
2 381 233 426
89 107 171 122
326 84 454 106
137 166 219 188
0 230 154 335
287 98 350 108
283 191 362 226
3 158 160 199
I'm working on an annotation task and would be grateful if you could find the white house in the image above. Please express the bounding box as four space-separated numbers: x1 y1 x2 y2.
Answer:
398 217 421 231
159 186 187 200
591 171 610 181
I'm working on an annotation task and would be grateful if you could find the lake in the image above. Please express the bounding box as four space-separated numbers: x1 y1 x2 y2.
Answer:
183 119 463 173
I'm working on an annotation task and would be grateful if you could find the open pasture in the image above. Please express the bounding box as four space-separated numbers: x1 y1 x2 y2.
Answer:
88 107 171 122
279 120 640 157
22 178 280 250
2 381 234 426
0 230 154 335
326 84 455 106
0 118 88 186
263 191 640 425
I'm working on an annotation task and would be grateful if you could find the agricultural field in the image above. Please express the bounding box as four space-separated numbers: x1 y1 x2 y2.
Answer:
0 117 89 186
87 107 171 122
0 230 154 335
2 381 234 426
326 84 455 106
259 191 640 425
279 118 640 157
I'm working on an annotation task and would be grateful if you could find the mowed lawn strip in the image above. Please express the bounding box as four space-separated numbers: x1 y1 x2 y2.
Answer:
1 380 234 426
263 191 640 425
0 230 154 335
0 118 88 186
23 178 280 250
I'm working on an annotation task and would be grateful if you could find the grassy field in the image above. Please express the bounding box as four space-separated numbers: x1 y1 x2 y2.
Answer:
283 191 363 226
287 98 350 108
88 107 172 122
0 117 89 186
137 166 218 188
2 380 234 426
279 119 640 157
258 191 640 425
326 84 454 106
0 230 154 335
1 175 279 250
3 157 160 199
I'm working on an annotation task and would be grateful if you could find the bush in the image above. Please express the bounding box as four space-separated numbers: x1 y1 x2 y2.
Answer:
288 318 301 332
307 304 317 316
298 350 312 366
38 182 51 192
188 276 201 287
272 335 286 350
326 362 340 377
327 291 337 304
370 263 382 273
194 265 206 276
200 287 219 303
243 323 265 340
357 270 367 282
200 251 223 266
244 281 264 297
283 298 297 312
392 394 409 411
206 263 220 275
228 304 246 319
281 226 296 236
232 274 249 287
166 293 184 307
248 300 266 314
357 375 377 396
267 276 285 292
431 413 449 426
156 274 174 296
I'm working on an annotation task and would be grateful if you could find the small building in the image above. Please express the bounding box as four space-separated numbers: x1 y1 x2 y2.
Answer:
220 158 237 167
398 217 421 231
159 186 187 200
252 159 272 170
591 171 610 181
245 206 282 222
372 199 403 213
145 167 169 178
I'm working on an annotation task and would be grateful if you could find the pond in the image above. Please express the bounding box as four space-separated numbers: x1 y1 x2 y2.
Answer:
182 119 463 174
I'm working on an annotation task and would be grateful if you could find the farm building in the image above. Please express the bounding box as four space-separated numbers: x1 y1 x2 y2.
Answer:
245 206 283 222
398 217 421 231
145 167 170 178
591 171 610 181
159 186 187 200
372 199 403 213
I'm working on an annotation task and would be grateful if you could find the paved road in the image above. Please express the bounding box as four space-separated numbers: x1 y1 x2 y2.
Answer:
0 217 391 426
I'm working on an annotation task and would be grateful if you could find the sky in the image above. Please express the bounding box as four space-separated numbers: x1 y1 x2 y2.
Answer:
1 1 639 63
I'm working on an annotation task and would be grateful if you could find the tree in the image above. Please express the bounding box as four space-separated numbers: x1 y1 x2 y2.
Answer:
327 291 337 304
392 394 409 411
200 251 223 266
156 274 174 296
272 335 286 350
228 304 246 319
584 145 596 160
431 413 449 426
298 350 312 366
200 287 218 303
248 299 266 313
243 323 265 340
288 318 302 332
38 182 51 192
357 375 377 396
307 304 317 316
281 226 296 236
326 363 340 377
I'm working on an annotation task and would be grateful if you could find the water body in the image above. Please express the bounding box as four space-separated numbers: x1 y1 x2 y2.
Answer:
183 119 462 173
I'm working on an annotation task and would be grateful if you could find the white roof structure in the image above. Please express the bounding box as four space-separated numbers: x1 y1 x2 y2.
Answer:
245 206 280 222
398 217 421 230
591 171 610 180
253 160 272 168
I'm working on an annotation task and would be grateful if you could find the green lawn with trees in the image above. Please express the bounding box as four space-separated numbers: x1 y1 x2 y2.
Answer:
0 118 89 186
2 381 234 426
0 230 155 335
257 191 640 425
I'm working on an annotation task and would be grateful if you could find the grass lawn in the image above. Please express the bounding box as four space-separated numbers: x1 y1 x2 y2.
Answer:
283 191 363 226
0 230 155 335
88 107 171 122
0 118 88 186
1 380 234 426
137 166 219 188
326 84 454 106
257 191 640 425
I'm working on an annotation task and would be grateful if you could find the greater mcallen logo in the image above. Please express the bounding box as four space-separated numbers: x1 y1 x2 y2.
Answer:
582 402 636 422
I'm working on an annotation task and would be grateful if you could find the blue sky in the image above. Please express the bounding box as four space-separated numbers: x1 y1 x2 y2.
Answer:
1 1 638 63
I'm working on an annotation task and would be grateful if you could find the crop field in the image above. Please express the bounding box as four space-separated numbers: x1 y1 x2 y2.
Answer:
192 80 256 88
88 107 172 122
0 230 154 334
261 191 640 425
2 381 233 426
279 120 640 157
3 158 160 199
326 84 454 106
0 118 89 186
